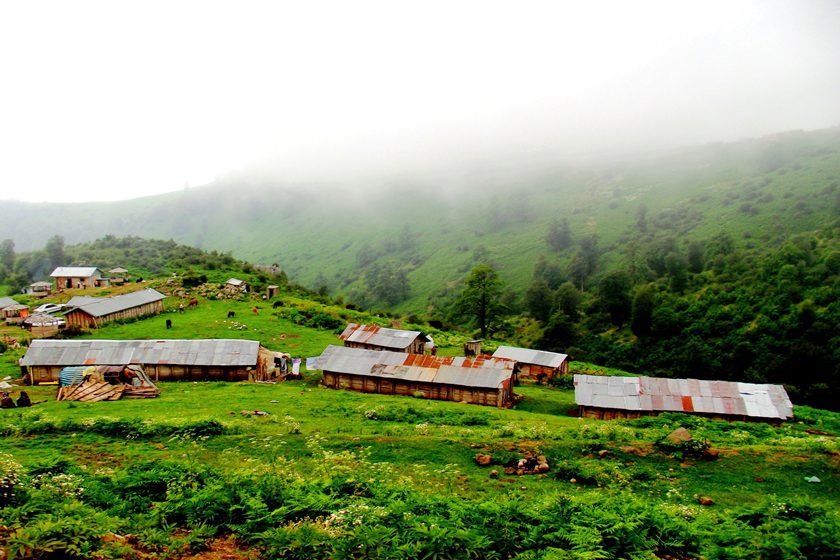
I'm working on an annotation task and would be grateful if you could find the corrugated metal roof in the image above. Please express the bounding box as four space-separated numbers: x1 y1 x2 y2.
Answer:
66 296 102 307
492 345 568 369
339 323 429 350
20 339 261 367
573 374 793 420
226 278 247 286
73 289 165 318
50 267 102 278
318 345 513 389
0 297 21 309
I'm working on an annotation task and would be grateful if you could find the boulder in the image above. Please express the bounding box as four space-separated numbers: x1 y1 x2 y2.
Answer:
474 454 493 466
697 495 715 506
666 427 693 444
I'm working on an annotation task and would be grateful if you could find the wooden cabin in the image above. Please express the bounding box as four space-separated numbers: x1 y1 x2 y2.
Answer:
20 339 276 384
318 345 516 407
50 267 107 291
492 345 569 382
0 297 28 325
22 313 63 338
63 288 165 329
28 281 53 297
573 374 793 423
108 267 129 285
340 323 429 354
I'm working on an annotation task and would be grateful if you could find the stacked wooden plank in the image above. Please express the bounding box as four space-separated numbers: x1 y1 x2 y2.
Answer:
57 380 126 402
123 385 160 399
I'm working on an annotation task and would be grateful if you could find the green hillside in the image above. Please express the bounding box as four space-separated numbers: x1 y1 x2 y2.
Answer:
0 127 838 314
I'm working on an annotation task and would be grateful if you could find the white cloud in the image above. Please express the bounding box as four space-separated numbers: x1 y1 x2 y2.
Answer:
1 0 838 202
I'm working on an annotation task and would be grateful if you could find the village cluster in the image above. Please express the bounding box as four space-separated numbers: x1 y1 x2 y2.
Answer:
3 267 794 422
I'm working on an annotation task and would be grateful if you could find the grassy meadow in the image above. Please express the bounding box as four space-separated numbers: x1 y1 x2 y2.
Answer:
0 286 838 558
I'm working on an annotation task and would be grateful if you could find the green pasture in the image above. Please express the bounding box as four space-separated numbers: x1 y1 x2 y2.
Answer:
1 376 839 558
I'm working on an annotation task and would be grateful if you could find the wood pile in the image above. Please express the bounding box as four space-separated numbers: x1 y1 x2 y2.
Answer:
57 381 126 402
56 364 160 402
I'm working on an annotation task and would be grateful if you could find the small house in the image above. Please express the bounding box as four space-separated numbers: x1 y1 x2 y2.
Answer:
20 338 276 384
340 323 430 354
50 267 107 290
28 281 53 297
22 313 64 338
0 297 29 325
63 288 165 329
492 345 569 382
108 267 129 285
573 374 793 422
225 278 250 292
318 345 516 407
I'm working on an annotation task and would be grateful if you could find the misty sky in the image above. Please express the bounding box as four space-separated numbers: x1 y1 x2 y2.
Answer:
1 0 839 203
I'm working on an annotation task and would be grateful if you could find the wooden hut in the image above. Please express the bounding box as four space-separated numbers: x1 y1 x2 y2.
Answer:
22 313 63 338
50 267 107 290
340 323 429 354
225 278 250 292
28 281 53 297
318 345 516 407
63 288 165 329
108 267 129 285
573 374 793 423
492 345 569 382
464 340 482 356
19 339 276 384
0 298 28 325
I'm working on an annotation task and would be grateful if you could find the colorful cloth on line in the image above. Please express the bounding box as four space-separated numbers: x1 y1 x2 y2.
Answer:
306 357 318 370
292 358 301 375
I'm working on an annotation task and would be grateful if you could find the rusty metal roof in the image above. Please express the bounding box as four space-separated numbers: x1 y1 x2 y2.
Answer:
20 339 261 367
318 345 513 389
573 374 793 420
492 345 568 369
71 289 165 318
339 323 429 351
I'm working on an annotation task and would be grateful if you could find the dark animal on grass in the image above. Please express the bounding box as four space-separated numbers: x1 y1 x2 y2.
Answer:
166 319 172 329
188 299 198 307
17 391 31 408
0 392 15 409
227 311 235 318
273 301 283 308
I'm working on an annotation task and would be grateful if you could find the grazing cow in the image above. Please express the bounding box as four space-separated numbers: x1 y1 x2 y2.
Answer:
166 319 172 329
227 310 235 318
272 301 283 308
188 299 198 307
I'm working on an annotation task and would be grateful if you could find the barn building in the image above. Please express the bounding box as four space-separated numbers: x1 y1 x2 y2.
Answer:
318 345 516 407
491 345 569 382
50 267 107 290
340 323 430 354
20 338 276 384
63 288 166 329
573 374 793 422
